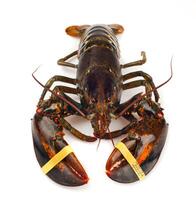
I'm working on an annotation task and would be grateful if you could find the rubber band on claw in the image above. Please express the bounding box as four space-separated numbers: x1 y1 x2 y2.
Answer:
115 142 145 180
42 145 73 174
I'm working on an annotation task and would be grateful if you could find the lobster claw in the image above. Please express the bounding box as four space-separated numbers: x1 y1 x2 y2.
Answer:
106 116 168 183
32 114 88 186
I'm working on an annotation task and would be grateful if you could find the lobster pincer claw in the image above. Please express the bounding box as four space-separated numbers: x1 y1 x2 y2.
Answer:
106 101 168 183
32 114 89 186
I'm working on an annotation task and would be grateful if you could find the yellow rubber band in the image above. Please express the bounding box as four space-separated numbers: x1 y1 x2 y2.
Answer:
115 142 145 180
42 145 73 174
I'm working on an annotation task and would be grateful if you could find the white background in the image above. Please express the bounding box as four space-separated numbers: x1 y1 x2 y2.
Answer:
0 0 196 199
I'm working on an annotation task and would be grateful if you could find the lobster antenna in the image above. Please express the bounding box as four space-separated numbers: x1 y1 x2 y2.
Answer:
117 58 173 118
107 127 114 147
32 67 86 117
96 138 101 151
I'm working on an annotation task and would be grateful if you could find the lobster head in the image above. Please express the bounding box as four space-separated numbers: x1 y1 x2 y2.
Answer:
82 68 121 138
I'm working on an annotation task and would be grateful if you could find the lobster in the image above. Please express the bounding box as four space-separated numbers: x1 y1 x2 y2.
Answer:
32 24 170 186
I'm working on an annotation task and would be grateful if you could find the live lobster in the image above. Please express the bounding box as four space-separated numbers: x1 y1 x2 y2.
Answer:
32 24 171 186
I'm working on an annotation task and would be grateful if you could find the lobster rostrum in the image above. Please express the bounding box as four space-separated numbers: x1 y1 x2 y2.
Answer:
32 24 170 186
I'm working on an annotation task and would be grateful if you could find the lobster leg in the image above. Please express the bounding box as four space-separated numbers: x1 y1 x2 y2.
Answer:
103 95 141 140
121 51 146 68
114 93 142 116
123 71 159 102
52 85 78 95
32 113 89 186
38 75 77 106
38 86 96 142
59 117 96 142
106 94 168 183
38 85 81 114
57 50 78 68
103 125 131 139
103 120 137 139
123 80 152 99
32 83 97 185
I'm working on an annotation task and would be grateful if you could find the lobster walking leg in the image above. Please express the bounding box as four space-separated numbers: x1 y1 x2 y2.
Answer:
59 117 96 142
38 75 77 106
57 50 77 68
103 121 137 139
37 84 82 115
123 71 159 102
38 86 96 141
121 51 146 68
122 80 152 99
52 85 78 95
